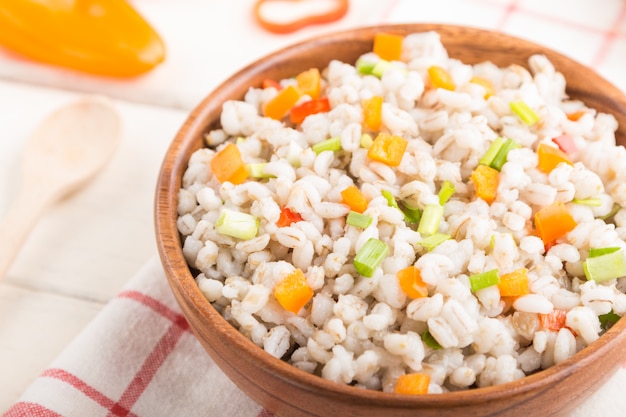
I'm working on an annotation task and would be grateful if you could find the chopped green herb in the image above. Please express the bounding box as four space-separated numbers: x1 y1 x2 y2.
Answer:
312 136 341 154
346 211 373 229
417 204 444 236
510 100 540 126
583 249 626 282
599 311 621 329
215 208 258 240
438 180 456 205
419 233 451 251
469 269 500 292
354 238 389 278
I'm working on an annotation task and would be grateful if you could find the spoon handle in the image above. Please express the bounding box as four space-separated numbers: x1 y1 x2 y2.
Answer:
0 185 56 281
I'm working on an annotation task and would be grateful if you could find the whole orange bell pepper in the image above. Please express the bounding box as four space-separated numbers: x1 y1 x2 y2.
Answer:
0 0 166 77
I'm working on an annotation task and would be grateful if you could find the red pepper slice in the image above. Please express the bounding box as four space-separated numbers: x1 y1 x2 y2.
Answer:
253 0 349 34
552 134 578 155
289 97 331 124
277 207 303 227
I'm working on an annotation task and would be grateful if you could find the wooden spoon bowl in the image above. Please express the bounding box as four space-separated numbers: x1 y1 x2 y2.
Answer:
155 24 626 417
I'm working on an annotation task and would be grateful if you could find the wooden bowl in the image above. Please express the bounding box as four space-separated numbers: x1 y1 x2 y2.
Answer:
155 24 626 417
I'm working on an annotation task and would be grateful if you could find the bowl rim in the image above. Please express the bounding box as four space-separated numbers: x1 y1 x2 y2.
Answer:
155 23 626 407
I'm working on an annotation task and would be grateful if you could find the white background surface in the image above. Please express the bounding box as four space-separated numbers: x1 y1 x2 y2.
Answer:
1 0 625 412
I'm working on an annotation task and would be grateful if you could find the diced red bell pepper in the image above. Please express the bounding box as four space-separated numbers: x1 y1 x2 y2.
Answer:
289 97 331 124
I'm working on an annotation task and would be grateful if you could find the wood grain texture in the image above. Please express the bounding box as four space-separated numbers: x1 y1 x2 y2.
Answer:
155 24 626 417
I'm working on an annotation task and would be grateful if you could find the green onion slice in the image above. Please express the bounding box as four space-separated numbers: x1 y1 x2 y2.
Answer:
583 249 626 282
312 136 341 154
360 133 374 149
421 330 442 350
419 233 451 251
438 180 456 205
346 211 373 229
381 189 400 209
573 198 602 206
354 238 389 278
356 57 377 75
510 100 540 126
417 204 444 236
215 208 258 240
588 247 621 258
400 202 422 224
490 138 520 171
479 136 506 167
469 269 500 292
371 59 391 78
599 204 621 221
246 163 275 179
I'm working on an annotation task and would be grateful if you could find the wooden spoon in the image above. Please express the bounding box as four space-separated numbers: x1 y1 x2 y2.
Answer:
0 95 121 280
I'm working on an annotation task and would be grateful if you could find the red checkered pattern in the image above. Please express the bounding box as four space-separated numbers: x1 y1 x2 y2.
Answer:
4 1 626 416
3 260 273 417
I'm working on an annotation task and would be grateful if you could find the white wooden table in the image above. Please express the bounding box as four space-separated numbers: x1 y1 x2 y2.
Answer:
1 0 625 412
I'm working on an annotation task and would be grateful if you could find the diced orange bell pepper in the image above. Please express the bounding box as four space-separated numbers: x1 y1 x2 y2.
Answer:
397 266 428 299
534 201 577 245
498 268 530 297
367 132 408 167
470 76 495 99
274 268 313 314
566 110 587 122
210 143 248 185
428 66 456 91
296 68 321 99
394 373 431 395
537 143 573 173
340 185 368 213
373 32 404 61
362 96 383 132
471 165 499 204
0 0 165 77
263 85 301 120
